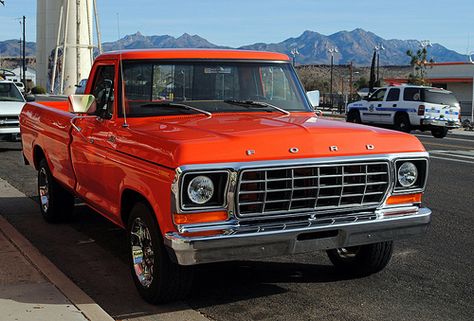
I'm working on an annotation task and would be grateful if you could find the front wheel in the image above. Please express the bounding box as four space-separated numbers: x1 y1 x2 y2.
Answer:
431 127 449 138
346 110 361 123
394 113 411 133
326 241 393 276
127 202 194 304
37 158 75 223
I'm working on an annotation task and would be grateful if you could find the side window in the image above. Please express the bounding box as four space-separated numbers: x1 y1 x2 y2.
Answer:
369 89 386 101
386 88 400 101
92 65 115 119
403 88 422 102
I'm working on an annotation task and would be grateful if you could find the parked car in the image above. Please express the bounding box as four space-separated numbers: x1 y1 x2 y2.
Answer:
0 80 28 141
75 78 88 94
346 85 461 138
20 49 431 303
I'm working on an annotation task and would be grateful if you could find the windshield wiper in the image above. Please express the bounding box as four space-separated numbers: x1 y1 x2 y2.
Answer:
224 99 290 116
140 101 211 117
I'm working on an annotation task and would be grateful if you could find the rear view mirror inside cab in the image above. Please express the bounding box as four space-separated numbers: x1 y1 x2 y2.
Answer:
68 94 96 114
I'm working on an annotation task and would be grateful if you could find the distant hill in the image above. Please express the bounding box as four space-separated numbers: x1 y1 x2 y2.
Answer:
0 39 36 56
239 29 466 65
0 29 468 65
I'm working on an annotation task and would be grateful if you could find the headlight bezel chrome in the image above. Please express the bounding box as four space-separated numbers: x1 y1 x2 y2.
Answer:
179 170 230 211
393 158 428 194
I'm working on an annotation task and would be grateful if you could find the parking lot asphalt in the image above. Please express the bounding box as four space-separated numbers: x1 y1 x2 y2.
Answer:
0 131 473 321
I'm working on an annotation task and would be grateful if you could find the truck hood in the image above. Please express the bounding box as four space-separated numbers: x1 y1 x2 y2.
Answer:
118 112 425 169
0 101 25 115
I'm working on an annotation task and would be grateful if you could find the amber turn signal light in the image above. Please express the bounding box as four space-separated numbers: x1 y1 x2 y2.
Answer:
173 211 228 225
386 193 422 205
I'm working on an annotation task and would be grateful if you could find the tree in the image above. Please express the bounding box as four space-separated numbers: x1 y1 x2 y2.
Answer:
406 47 433 85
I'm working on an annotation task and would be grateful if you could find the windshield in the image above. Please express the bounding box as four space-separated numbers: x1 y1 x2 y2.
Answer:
0 83 24 102
121 61 311 116
423 89 459 105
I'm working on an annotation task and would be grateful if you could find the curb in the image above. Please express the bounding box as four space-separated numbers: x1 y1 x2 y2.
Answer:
0 216 115 321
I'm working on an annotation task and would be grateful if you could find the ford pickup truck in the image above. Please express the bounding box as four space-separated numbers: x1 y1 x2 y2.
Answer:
20 49 431 304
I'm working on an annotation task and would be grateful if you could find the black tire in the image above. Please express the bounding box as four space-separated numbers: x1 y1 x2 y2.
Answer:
127 202 194 304
431 127 448 138
326 241 393 276
346 110 362 123
394 113 411 133
37 158 75 223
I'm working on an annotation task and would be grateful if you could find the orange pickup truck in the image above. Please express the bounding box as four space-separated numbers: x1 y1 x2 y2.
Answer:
20 49 431 303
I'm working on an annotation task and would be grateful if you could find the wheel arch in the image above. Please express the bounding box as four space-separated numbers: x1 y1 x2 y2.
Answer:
33 145 47 170
120 189 158 228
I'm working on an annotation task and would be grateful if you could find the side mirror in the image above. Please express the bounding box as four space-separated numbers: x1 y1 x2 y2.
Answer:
68 94 96 114
306 90 320 108
25 94 36 102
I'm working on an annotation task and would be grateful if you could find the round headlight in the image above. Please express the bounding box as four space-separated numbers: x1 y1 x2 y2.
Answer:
398 162 418 187
187 176 214 204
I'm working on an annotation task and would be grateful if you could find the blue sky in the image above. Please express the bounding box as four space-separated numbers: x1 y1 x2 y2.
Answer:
1 0 473 54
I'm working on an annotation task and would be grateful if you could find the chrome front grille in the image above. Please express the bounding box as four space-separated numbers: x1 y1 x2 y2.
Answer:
0 116 19 128
237 162 390 218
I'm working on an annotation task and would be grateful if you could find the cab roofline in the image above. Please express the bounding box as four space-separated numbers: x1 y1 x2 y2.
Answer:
95 48 290 62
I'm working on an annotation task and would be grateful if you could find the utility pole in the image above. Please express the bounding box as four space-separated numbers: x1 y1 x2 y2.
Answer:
22 15 26 87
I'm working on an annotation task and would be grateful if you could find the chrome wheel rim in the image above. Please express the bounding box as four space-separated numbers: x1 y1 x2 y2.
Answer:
130 217 155 288
336 247 360 259
38 168 50 213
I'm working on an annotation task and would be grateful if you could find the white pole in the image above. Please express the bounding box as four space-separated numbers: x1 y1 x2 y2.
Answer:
93 0 102 54
51 3 64 94
60 0 70 94
471 77 474 123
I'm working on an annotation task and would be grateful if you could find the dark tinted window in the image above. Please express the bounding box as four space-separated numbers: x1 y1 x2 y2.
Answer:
422 89 459 105
403 88 422 101
0 82 24 102
386 88 400 101
91 66 115 118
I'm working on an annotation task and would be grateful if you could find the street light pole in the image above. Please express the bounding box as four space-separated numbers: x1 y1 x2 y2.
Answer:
290 48 299 67
374 44 384 85
327 46 338 109
22 15 26 87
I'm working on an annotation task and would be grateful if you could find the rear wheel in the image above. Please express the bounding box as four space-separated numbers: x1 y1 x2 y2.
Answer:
37 158 75 223
326 241 394 276
127 202 194 304
394 113 411 133
346 110 362 123
431 127 448 138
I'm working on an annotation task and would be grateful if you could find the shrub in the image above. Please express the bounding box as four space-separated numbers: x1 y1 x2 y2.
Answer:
31 86 47 94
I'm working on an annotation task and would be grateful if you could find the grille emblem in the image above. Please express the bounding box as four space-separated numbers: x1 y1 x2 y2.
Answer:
289 147 299 154
366 144 375 150
246 149 255 156
329 146 338 152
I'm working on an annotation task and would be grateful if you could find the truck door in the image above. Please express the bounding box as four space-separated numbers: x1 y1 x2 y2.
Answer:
379 88 401 124
362 88 386 124
70 62 119 220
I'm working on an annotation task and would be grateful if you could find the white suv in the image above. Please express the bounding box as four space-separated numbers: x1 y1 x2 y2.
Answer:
0 81 28 141
346 85 461 138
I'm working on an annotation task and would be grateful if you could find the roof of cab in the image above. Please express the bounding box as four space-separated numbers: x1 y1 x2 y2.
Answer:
96 48 290 62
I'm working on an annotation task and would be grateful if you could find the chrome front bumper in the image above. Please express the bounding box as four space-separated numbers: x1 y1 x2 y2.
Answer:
164 207 431 265
422 118 460 128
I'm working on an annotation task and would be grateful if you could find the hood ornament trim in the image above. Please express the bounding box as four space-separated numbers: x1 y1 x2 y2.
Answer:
289 147 299 154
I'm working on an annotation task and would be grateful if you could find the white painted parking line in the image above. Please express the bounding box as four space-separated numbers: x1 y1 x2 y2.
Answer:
416 134 474 143
430 150 474 160
430 155 474 164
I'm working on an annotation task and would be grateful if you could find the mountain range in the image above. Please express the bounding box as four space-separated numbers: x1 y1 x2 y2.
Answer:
0 29 467 65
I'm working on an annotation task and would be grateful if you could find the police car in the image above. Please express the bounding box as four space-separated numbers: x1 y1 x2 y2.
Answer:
346 85 461 138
